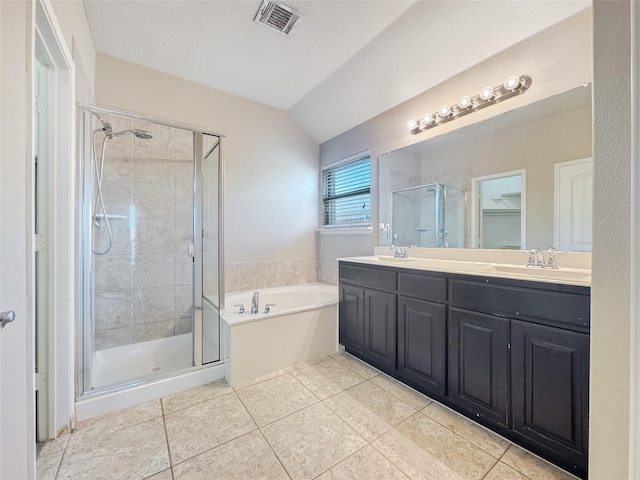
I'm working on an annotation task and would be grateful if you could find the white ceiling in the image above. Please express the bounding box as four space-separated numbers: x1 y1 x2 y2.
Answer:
84 0 590 144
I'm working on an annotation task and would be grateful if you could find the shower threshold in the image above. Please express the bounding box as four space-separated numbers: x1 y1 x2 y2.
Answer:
92 334 193 389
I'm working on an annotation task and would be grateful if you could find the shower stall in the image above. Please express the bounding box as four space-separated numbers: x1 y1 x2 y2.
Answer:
392 183 465 248
76 105 224 399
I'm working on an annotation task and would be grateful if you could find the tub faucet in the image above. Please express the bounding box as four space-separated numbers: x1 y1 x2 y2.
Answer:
251 291 259 314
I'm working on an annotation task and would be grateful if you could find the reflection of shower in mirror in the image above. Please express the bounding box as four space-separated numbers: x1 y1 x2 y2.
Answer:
391 183 465 248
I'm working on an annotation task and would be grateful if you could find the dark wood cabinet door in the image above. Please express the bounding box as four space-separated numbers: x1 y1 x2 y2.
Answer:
511 320 589 468
397 296 446 397
364 288 397 372
449 307 510 427
339 283 365 356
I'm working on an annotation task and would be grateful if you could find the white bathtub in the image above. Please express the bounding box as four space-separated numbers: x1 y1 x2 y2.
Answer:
221 283 338 386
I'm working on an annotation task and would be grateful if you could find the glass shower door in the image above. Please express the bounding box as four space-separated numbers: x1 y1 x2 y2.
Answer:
84 108 196 391
201 133 221 364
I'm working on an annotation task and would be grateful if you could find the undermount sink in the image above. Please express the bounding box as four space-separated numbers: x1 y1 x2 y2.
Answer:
490 265 591 283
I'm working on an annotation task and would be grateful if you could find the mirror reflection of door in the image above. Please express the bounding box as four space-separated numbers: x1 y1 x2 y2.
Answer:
472 170 526 249
554 158 592 251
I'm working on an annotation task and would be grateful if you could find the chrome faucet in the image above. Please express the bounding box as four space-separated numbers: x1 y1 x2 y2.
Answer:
544 247 563 269
391 245 410 259
525 247 563 269
526 248 545 268
251 291 260 314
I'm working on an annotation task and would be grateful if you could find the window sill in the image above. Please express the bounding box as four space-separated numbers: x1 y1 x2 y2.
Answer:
318 227 373 235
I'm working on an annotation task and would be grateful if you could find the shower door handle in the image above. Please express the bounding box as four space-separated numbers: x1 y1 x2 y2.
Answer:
0 311 15 330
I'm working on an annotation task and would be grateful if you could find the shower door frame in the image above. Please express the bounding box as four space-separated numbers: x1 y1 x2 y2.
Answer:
76 104 225 399
390 183 444 248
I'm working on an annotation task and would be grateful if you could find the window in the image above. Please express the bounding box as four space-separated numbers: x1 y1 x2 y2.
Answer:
322 154 371 227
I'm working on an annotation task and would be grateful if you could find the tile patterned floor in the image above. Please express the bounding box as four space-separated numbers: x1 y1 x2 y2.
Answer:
37 353 579 480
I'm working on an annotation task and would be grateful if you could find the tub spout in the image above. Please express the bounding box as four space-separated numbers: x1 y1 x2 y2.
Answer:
251 291 259 314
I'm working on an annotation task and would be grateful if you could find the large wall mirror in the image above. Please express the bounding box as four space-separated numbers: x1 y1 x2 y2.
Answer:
378 85 592 251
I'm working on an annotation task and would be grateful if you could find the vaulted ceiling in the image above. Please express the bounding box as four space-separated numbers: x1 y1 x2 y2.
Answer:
84 0 590 143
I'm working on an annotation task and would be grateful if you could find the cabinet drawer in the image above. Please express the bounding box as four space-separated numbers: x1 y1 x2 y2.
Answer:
340 264 397 291
449 279 590 330
398 272 446 302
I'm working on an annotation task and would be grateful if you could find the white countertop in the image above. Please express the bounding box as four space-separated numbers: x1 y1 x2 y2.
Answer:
339 255 591 287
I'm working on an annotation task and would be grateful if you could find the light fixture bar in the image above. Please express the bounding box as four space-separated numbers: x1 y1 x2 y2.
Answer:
407 74 532 135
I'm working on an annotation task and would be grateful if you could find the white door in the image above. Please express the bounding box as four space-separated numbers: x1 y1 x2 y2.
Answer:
1 1 36 478
554 158 593 251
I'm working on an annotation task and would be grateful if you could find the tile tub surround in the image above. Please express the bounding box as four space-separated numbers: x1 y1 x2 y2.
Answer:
224 258 316 293
39 354 578 480
93 116 197 350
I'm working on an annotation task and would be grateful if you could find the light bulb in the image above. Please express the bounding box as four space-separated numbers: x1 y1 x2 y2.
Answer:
504 75 521 91
407 119 418 131
439 105 452 118
422 113 434 125
479 86 494 101
458 96 472 109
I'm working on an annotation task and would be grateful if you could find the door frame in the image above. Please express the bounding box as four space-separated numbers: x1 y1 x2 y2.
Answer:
470 169 527 249
35 0 76 440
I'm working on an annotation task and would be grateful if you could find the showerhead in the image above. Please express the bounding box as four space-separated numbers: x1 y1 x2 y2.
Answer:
108 129 153 140
133 129 153 140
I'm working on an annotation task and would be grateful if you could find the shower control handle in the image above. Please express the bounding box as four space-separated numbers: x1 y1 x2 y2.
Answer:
0 311 15 330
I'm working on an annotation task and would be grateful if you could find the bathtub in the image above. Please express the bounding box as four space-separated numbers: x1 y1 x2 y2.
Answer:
221 283 338 386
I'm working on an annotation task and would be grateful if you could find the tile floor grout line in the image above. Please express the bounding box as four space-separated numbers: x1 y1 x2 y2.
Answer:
320 387 414 444
255 426 293 480
232 368 291 392
332 354 383 378
168 428 261 472
253 397 322 430
369 373 433 409
367 433 413 480
479 456 502 480
233 388 267 431
309 442 371 480
51 435 71 480
160 399 175 473
282 368 323 402
417 406 510 460
162 385 234 417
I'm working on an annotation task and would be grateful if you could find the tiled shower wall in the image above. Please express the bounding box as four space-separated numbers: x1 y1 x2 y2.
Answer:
93 114 195 350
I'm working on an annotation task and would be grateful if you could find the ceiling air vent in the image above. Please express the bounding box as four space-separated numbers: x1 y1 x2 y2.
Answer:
254 0 303 36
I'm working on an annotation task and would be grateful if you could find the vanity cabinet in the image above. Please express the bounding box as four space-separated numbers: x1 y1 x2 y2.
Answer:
448 307 509 428
363 288 397 372
338 283 365 356
339 264 397 373
397 296 446 397
511 320 589 470
338 260 590 479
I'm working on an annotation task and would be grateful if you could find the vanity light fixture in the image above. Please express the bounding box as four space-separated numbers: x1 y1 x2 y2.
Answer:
406 74 532 135
438 105 452 118
479 86 495 101
422 113 434 125
457 96 472 109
